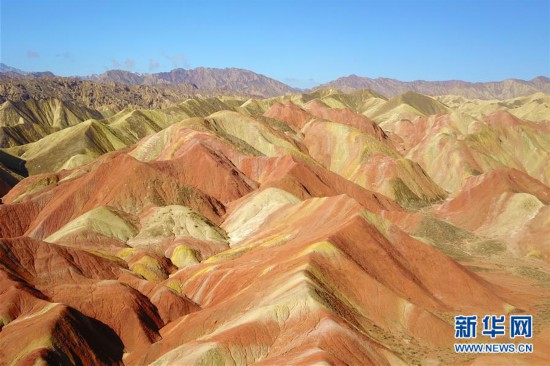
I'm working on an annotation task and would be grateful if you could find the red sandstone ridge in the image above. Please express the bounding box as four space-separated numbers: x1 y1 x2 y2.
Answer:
433 168 550 261
1 90 549 365
484 110 550 132
302 99 388 141
263 100 314 130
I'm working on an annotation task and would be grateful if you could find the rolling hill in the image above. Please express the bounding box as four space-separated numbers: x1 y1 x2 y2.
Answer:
0 88 549 365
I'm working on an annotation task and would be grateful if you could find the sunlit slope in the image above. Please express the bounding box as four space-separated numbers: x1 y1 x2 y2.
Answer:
1 90 550 365
264 100 447 208
0 97 245 174
0 98 104 147
365 91 450 123
384 110 550 192
436 92 550 122
11 90 547 178
129 195 529 365
433 168 550 261
4 120 128 174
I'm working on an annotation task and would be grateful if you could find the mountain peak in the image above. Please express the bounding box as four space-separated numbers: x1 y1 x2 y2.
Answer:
0 63 28 74
316 74 550 99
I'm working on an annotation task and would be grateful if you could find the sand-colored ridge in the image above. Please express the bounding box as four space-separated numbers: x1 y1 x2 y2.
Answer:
367 91 450 123
222 187 301 244
128 205 228 250
44 205 138 244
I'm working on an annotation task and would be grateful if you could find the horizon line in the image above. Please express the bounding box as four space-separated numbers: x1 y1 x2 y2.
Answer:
1 62 548 88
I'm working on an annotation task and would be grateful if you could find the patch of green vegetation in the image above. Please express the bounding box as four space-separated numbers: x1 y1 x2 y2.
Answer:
470 239 506 256
516 266 550 282
174 185 226 218
358 135 400 161
176 185 198 202
186 209 228 240
391 178 425 210
361 210 391 239
470 168 483 176
194 348 225 366
415 216 476 245
414 217 476 261
221 131 263 156
204 119 264 156
255 115 296 134
463 265 492 273
28 175 59 192
431 242 473 262
148 182 167 206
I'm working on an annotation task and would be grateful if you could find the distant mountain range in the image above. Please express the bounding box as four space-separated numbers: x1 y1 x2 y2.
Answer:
1 63 549 99
0 63 298 98
1 85 550 365
86 68 299 97
0 63 56 79
0 64 26 74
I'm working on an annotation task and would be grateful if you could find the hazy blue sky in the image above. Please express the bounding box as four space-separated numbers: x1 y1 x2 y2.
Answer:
1 0 548 87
